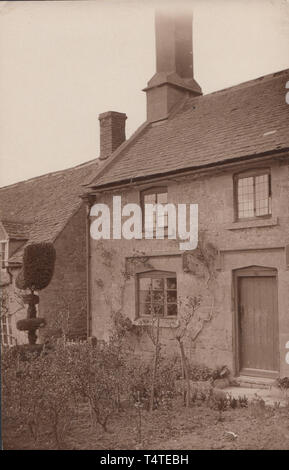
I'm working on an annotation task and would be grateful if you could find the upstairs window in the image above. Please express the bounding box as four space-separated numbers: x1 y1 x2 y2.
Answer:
0 241 8 269
137 271 177 318
140 187 168 234
235 170 272 220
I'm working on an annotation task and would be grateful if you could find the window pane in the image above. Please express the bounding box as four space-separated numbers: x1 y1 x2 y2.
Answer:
157 192 167 204
152 290 164 303
152 278 164 290
139 278 152 304
144 193 156 204
153 304 164 316
163 213 168 228
255 174 270 216
167 278 177 289
139 290 151 304
139 278 151 290
7 316 12 337
156 212 166 229
238 177 254 218
167 304 177 316
152 291 164 303
139 303 152 316
167 290 177 303
156 193 168 228
1 316 8 346
0 242 6 268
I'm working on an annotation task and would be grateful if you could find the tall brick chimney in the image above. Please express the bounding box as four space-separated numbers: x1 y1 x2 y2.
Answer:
99 111 127 160
144 9 202 123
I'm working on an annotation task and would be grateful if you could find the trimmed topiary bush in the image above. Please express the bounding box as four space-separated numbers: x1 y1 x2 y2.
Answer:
16 318 46 331
21 294 39 305
16 242 56 345
16 243 56 291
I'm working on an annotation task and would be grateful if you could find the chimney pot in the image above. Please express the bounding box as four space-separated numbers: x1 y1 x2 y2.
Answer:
99 111 127 160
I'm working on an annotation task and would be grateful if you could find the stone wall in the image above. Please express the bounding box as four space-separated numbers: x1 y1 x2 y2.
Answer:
39 204 87 340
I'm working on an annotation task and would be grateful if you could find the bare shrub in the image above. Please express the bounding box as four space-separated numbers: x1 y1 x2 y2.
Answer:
1 342 75 449
66 341 123 432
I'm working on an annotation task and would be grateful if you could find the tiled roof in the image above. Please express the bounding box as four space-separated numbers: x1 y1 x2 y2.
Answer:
90 69 289 188
0 160 99 263
1 220 31 240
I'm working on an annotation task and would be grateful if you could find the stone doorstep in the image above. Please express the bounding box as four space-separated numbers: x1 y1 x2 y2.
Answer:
176 378 288 407
224 385 289 407
236 375 277 390
226 375 289 407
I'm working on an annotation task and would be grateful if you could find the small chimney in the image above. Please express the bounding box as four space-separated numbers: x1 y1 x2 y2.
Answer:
144 9 202 123
99 111 127 160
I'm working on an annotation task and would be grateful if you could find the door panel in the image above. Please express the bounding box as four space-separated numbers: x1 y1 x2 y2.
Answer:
238 276 278 373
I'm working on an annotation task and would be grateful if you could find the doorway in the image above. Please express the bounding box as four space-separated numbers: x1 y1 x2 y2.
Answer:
235 267 279 378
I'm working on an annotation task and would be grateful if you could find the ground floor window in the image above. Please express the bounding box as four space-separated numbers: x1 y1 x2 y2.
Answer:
0 240 8 269
1 314 14 347
137 271 177 318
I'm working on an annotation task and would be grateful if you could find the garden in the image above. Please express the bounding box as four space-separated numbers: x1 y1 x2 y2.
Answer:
2 329 289 451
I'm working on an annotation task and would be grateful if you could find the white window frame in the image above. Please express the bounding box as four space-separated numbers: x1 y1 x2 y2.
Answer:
0 240 8 269
1 312 14 347
136 270 178 319
140 187 169 235
234 169 272 221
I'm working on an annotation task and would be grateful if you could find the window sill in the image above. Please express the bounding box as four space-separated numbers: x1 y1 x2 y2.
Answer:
133 317 179 328
141 228 169 238
226 217 278 231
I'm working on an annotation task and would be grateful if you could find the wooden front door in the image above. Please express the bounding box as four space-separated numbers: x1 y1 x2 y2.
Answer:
237 269 279 376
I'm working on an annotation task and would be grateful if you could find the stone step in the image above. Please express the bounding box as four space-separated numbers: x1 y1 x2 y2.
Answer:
224 385 288 407
236 375 276 390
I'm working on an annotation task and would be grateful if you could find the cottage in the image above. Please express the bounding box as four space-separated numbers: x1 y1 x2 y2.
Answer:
84 10 289 380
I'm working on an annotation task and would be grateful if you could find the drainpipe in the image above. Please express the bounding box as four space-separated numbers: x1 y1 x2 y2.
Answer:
82 194 95 339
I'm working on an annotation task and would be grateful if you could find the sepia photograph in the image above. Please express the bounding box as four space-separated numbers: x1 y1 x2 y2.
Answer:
1 0 289 454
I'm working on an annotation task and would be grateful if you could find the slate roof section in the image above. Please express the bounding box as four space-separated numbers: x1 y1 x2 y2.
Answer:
1 221 31 240
90 69 289 189
0 159 99 263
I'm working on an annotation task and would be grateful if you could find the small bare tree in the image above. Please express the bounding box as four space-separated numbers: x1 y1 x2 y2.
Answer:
145 314 161 412
175 235 218 406
171 296 202 407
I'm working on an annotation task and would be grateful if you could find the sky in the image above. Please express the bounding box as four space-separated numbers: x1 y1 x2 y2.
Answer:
0 0 289 187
